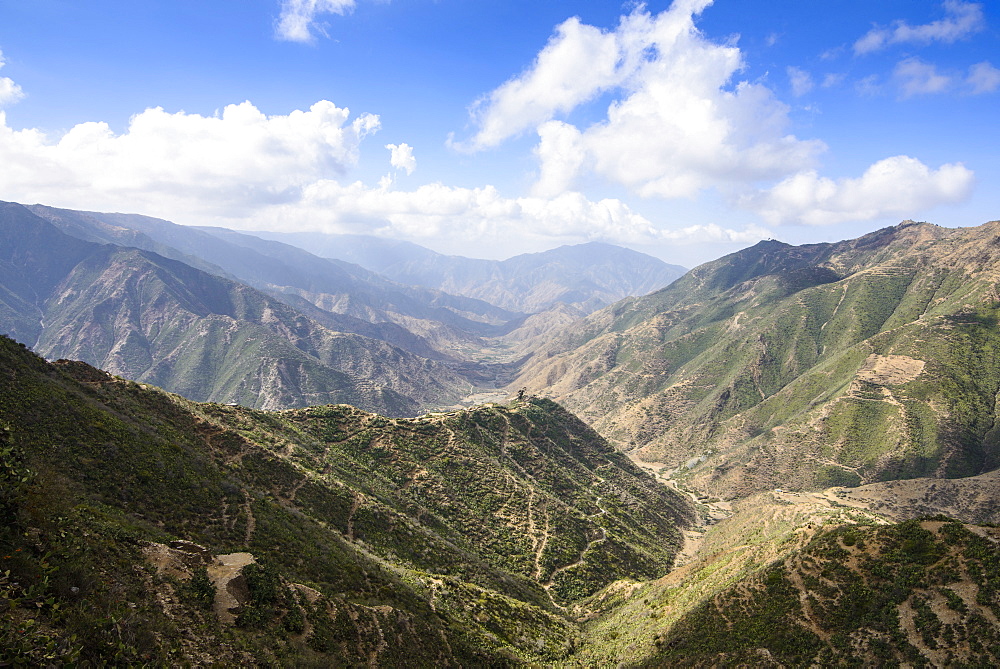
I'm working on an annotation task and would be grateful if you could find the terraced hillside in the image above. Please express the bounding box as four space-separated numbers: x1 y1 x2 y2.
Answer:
0 334 692 665
516 220 1000 497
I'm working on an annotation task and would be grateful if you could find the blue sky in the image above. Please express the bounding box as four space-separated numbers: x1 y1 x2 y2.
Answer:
0 0 997 265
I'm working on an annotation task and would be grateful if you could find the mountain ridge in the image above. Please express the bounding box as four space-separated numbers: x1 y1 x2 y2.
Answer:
0 334 693 664
1 202 474 414
514 219 1000 498
247 229 686 314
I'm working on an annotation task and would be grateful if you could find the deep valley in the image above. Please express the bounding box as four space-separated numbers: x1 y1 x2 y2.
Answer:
3 202 1000 665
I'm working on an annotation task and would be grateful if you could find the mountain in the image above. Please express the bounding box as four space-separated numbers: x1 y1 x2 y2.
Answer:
515 220 1000 498
0 334 693 664
250 230 686 314
28 205 525 361
5 334 998 665
0 202 474 413
6 204 1000 664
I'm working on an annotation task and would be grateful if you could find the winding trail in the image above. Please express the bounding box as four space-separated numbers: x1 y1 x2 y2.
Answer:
346 492 363 541
539 487 609 610
241 488 256 545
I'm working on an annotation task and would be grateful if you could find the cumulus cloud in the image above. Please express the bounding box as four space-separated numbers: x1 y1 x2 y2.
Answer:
532 121 585 197
0 50 24 108
967 61 1000 94
0 101 379 219
464 1 825 200
385 142 416 175
264 179 766 251
894 58 952 97
275 0 356 43
854 1 984 55
462 15 626 150
787 66 813 97
0 89 758 253
744 156 974 226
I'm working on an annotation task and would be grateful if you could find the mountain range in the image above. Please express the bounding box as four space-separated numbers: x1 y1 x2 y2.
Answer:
0 336 693 664
248 230 686 315
1 202 473 414
8 202 686 412
3 200 1000 664
516 220 1000 498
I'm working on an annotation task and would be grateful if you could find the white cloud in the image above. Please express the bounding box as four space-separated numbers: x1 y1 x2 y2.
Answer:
745 156 974 226
386 142 416 175
464 1 825 200
822 73 845 88
263 179 766 252
854 1 984 55
0 101 379 219
532 121 585 197
0 92 760 254
787 66 813 97
275 0 356 43
894 58 952 97
855 74 882 96
967 61 1000 94
0 49 24 108
462 14 627 150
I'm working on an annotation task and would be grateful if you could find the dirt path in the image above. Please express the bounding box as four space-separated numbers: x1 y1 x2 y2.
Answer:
626 453 732 567
241 489 256 545
540 493 609 610
346 492 363 541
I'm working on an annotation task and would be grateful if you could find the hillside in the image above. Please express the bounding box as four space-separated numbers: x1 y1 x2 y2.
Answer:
515 220 1000 498
577 494 1000 667
250 230 686 315
0 334 693 664
0 202 474 414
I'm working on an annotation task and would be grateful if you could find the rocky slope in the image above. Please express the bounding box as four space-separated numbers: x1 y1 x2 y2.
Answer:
570 482 1000 667
29 205 524 361
515 220 1000 498
0 202 473 414
4 332 1000 664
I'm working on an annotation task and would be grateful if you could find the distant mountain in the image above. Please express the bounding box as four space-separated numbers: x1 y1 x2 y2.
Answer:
29 206 525 361
515 220 1000 498
0 202 473 413
250 230 686 314
0 335 693 664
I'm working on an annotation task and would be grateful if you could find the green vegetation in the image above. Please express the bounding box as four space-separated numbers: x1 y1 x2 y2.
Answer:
518 220 1000 498
647 519 1000 666
0 334 691 664
7 212 1000 664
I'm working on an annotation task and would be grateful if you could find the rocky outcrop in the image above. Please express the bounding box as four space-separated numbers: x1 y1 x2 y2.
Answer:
142 541 255 624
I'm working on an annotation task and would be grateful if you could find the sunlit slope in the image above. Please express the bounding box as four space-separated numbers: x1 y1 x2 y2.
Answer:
516 221 1000 497
576 495 1000 667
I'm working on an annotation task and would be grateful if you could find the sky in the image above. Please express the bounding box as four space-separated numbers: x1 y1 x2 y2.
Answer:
0 0 997 266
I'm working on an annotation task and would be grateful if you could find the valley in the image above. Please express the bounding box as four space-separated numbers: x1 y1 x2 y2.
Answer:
3 203 1000 665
